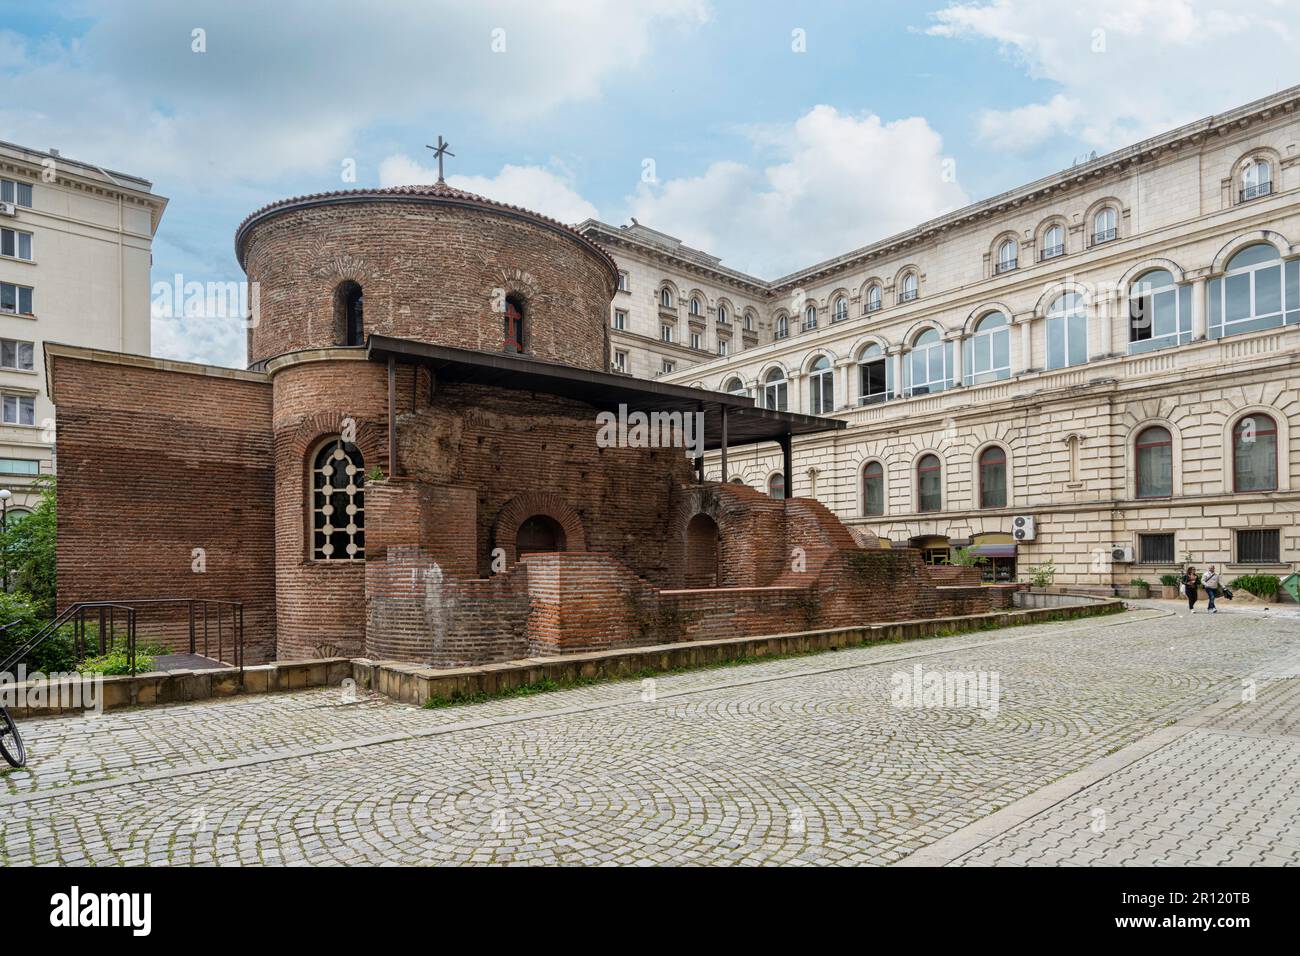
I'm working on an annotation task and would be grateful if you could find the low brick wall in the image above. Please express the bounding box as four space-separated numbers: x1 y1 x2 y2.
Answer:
3 658 354 718
356 599 1125 707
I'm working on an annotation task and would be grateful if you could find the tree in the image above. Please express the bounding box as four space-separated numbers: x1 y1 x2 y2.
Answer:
1 476 57 615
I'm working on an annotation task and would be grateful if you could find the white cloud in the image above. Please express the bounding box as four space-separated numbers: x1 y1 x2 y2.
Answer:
151 316 246 369
379 156 599 223
929 0 1300 151
627 105 968 277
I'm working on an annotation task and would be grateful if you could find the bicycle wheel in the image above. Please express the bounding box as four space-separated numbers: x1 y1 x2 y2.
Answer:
0 706 25 768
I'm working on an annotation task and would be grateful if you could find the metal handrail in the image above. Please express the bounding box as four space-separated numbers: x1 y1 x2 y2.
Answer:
0 601 138 676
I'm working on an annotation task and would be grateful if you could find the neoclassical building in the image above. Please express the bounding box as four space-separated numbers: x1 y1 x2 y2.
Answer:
583 85 1300 588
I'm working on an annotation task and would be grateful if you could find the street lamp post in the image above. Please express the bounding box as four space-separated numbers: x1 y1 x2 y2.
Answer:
0 489 10 591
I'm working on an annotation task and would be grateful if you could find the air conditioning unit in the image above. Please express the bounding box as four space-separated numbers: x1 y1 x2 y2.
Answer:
1111 545 1135 563
1012 515 1036 542
0 202 17 217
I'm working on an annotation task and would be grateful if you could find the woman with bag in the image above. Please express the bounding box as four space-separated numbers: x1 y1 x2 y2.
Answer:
1182 566 1201 612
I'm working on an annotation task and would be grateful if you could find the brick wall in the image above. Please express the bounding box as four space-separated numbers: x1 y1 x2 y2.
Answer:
241 199 614 371
50 355 277 662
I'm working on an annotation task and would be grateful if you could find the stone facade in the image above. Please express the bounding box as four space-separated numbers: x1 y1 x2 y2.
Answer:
586 86 1300 588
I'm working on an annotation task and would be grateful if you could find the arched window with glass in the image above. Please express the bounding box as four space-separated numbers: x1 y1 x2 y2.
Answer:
978 446 1007 509
1128 269 1191 354
717 303 729 325
995 238 1018 274
1134 426 1173 499
762 367 788 411
1046 292 1089 370
1209 243 1297 339
864 283 882 313
905 328 950 395
1040 224 1065 261
768 472 786 499
857 343 891 405
964 312 1011 385
803 303 818 332
1093 207 1117 245
917 454 942 513
689 296 702 316
659 286 674 309
743 310 755 331
1240 159 1272 203
862 461 884 516
1233 413 1278 492
899 272 918 303
807 355 834 414
723 377 746 397
311 438 366 560
775 312 790 339
832 296 848 323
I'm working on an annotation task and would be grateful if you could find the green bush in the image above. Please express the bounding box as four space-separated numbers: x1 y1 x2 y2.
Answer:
1230 574 1280 598
0 589 78 674
1160 574 1182 587
1026 562 1056 589
79 649 155 676
1129 579 1150 589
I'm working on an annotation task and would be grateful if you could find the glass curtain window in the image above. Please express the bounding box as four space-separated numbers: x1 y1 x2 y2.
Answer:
1135 426 1173 498
964 313 1011 384
1233 414 1278 492
862 461 884 515
1046 293 1088 369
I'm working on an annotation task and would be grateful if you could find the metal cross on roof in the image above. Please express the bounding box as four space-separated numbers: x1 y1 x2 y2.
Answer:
425 136 455 184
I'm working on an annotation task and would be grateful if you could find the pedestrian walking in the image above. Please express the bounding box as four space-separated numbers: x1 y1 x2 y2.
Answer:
1182 566 1200 612
1203 565 1221 613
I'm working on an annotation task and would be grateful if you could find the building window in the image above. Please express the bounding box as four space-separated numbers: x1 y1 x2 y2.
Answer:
995 238 1018 274
899 273 918 303
964 312 1010 384
1135 425 1173 498
336 281 363 346
862 461 884 516
1040 224 1065 261
689 296 702 316
660 287 673 308
1129 269 1191 353
802 303 818 332
724 377 746 395
662 360 675 374
617 271 630 293
1210 243 1295 339
0 339 34 371
0 282 34 316
807 355 834 414
503 294 525 353
832 296 848 323
917 454 942 512
768 473 786 499
690 332 702 350
717 304 729 325
612 309 627 330
0 458 39 476
1 394 34 426
775 313 789 339
864 284 882 313
1138 532 1176 564
1093 207 1117 245
906 328 949 395
0 179 34 208
311 439 365 560
743 312 754 331
1240 159 1272 203
0 228 33 261
978 446 1007 509
763 368 788 411
1046 292 1088 369
1233 413 1278 492
612 350 628 372
660 324 673 343
858 344 890 404
718 339 729 356
1237 528 1280 564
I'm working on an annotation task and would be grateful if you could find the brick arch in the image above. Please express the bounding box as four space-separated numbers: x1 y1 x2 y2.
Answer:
492 491 587 566
279 411 388 471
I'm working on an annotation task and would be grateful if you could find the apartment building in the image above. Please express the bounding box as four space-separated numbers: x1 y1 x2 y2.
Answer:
582 86 1300 588
0 141 166 514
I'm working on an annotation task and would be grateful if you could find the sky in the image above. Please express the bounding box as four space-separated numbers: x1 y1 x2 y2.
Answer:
2 0 1298 369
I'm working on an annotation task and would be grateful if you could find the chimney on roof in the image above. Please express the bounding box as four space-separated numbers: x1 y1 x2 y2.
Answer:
49 148 60 157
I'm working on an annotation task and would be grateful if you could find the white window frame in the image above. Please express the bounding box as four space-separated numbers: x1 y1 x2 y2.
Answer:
832 296 848 322
807 356 834 414
0 338 35 372
899 273 918 303
1093 207 1117 244
611 309 627 330
1212 244 1290 338
964 314 1010 384
865 284 882 313
995 238 1018 274
617 271 630 293
660 324 673 343
0 227 33 261
718 339 729 357
689 331 702 350
763 370 788 411
0 281 34 316
1046 293 1089 370
906 329 949 395
2 393 35 426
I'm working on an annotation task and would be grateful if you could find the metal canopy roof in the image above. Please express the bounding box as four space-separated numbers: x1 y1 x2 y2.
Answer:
367 334 844 451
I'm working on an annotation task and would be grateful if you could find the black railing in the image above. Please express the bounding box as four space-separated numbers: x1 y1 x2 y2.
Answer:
1239 181 1272 203
1039 244 1065 261
0 602 138 677
1092 228 1117 246
994 258 1018 274
865 300 882 314
899 289 918 303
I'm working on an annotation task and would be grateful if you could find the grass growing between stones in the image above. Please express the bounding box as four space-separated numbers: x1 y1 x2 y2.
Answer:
421 604 1122 709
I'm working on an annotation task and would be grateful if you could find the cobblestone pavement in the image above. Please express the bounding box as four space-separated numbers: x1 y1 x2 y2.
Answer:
1 603 1297 866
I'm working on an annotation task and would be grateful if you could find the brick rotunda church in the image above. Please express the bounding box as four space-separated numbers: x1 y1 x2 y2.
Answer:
46 180 1003 666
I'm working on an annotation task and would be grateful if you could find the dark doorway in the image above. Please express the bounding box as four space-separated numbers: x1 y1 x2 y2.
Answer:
685 513 720 588
338 282 364 346
517 514 565 556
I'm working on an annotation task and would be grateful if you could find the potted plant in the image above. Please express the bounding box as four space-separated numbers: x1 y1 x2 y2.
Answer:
1159 574 1181 600
1126 578 1151 599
